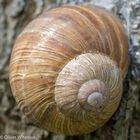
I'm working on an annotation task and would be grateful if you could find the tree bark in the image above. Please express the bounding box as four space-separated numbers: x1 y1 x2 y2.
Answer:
0 0 140 140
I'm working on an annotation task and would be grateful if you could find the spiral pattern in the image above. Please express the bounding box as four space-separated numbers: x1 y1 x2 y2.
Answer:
9 5 129 135
55 53 122 122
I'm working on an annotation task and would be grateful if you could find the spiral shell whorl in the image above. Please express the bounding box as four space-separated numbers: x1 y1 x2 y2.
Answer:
78 79 109 111
55 53 122 121
9 5 129 135
87 91 103 108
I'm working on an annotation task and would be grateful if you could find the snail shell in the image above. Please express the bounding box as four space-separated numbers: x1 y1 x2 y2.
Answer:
9 5 129 135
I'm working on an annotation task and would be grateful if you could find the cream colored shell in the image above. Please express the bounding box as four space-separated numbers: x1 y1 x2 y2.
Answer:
9 5 129 135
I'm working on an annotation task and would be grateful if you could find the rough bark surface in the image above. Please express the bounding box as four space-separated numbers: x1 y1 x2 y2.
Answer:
0 0 140 140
